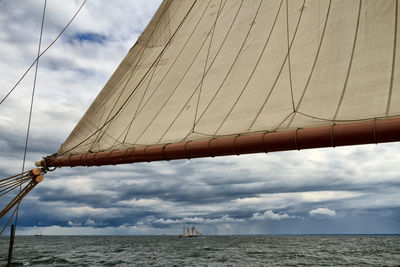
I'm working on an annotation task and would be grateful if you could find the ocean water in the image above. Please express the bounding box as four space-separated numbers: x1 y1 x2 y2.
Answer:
1 235 399 266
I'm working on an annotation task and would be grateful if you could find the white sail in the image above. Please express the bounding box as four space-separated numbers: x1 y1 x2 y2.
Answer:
58 0 400 157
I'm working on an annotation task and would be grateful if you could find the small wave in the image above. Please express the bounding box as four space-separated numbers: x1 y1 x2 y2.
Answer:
189 251 202 258
31 257 70 265
246 251 266 255
216 256 228 262
202 246 220 252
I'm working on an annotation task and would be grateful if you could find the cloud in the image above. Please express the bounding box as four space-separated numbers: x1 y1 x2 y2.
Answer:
68 221 81 227
309 208 337 217
0 1 399 235
250 210 296 221
152 215 245 225
84 218 108 227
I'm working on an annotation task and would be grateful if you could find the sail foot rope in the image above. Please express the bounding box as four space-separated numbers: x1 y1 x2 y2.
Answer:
0 168 45 235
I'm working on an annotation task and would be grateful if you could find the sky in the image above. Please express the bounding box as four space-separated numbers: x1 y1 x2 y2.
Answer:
0 0 399 236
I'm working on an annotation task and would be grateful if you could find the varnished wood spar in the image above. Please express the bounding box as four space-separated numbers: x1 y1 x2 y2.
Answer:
37 117 400 168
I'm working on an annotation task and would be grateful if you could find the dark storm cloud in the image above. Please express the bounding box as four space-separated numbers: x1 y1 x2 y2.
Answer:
1 1 400 235
12 148 398 233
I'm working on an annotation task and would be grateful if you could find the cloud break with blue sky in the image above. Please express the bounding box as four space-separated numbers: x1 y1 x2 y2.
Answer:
0 0 399 235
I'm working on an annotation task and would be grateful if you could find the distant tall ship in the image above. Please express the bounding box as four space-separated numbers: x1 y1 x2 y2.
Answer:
34 230 42 237
179 225 200 238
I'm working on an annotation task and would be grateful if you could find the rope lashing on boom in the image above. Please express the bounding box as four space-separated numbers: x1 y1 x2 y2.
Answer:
0 168 45 235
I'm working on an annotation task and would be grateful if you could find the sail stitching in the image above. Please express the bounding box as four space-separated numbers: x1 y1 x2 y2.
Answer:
121 1 187 144
53 1 400 156
156 0 228 143
155 0 258 144
286 0 296 112
273 111 295 132
105 2 187 147
294 110 399 123
158 0 246 144
287 0 332 127
193 0 225 130
132 0 220 144
117 0 213 145
386 0 398 116
122 56 163 144
56 0 199 157
73 0 190 152
123 0 213 127
332 0 362 121
80 114 399 148
120 0 255 145
193 0 260 128
132 0 239 145
247 0 306 132
92 0 187 148
121 0 185 115
88 0 176 151
212 0 284 136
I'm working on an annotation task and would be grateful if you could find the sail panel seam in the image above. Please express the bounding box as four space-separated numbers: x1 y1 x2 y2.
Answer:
132 0 215 144
194 0 258 127
126 0 207 121
193 0 225 130
156 0 228 144
88 0 177 151
212 0 284 136
56 0 199 157
122 56 163 144
286 0 296 112
287 0 332 127
247 0 306 132
332 0 362 121
386 0 398 116
118 0 211 144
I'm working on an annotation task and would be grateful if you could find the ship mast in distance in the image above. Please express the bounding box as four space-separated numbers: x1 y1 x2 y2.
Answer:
179 225 200 238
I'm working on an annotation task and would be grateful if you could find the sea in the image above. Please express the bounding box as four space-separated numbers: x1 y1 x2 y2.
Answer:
1 235 399 266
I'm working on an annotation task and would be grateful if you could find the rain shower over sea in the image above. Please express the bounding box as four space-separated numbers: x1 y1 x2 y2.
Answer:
1 235 399 266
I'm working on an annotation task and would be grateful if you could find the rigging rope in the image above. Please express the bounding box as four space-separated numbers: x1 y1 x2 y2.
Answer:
0 169 44 235
0 168 46 235
14 0 47 229
0 0 87 105
0 5 48 266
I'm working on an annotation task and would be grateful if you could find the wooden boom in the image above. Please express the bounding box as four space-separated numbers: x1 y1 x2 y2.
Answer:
36 117 400 168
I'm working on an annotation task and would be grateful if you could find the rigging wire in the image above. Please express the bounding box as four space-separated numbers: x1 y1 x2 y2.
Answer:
13 0 47 232
0 0 87 105
5 0 47 263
